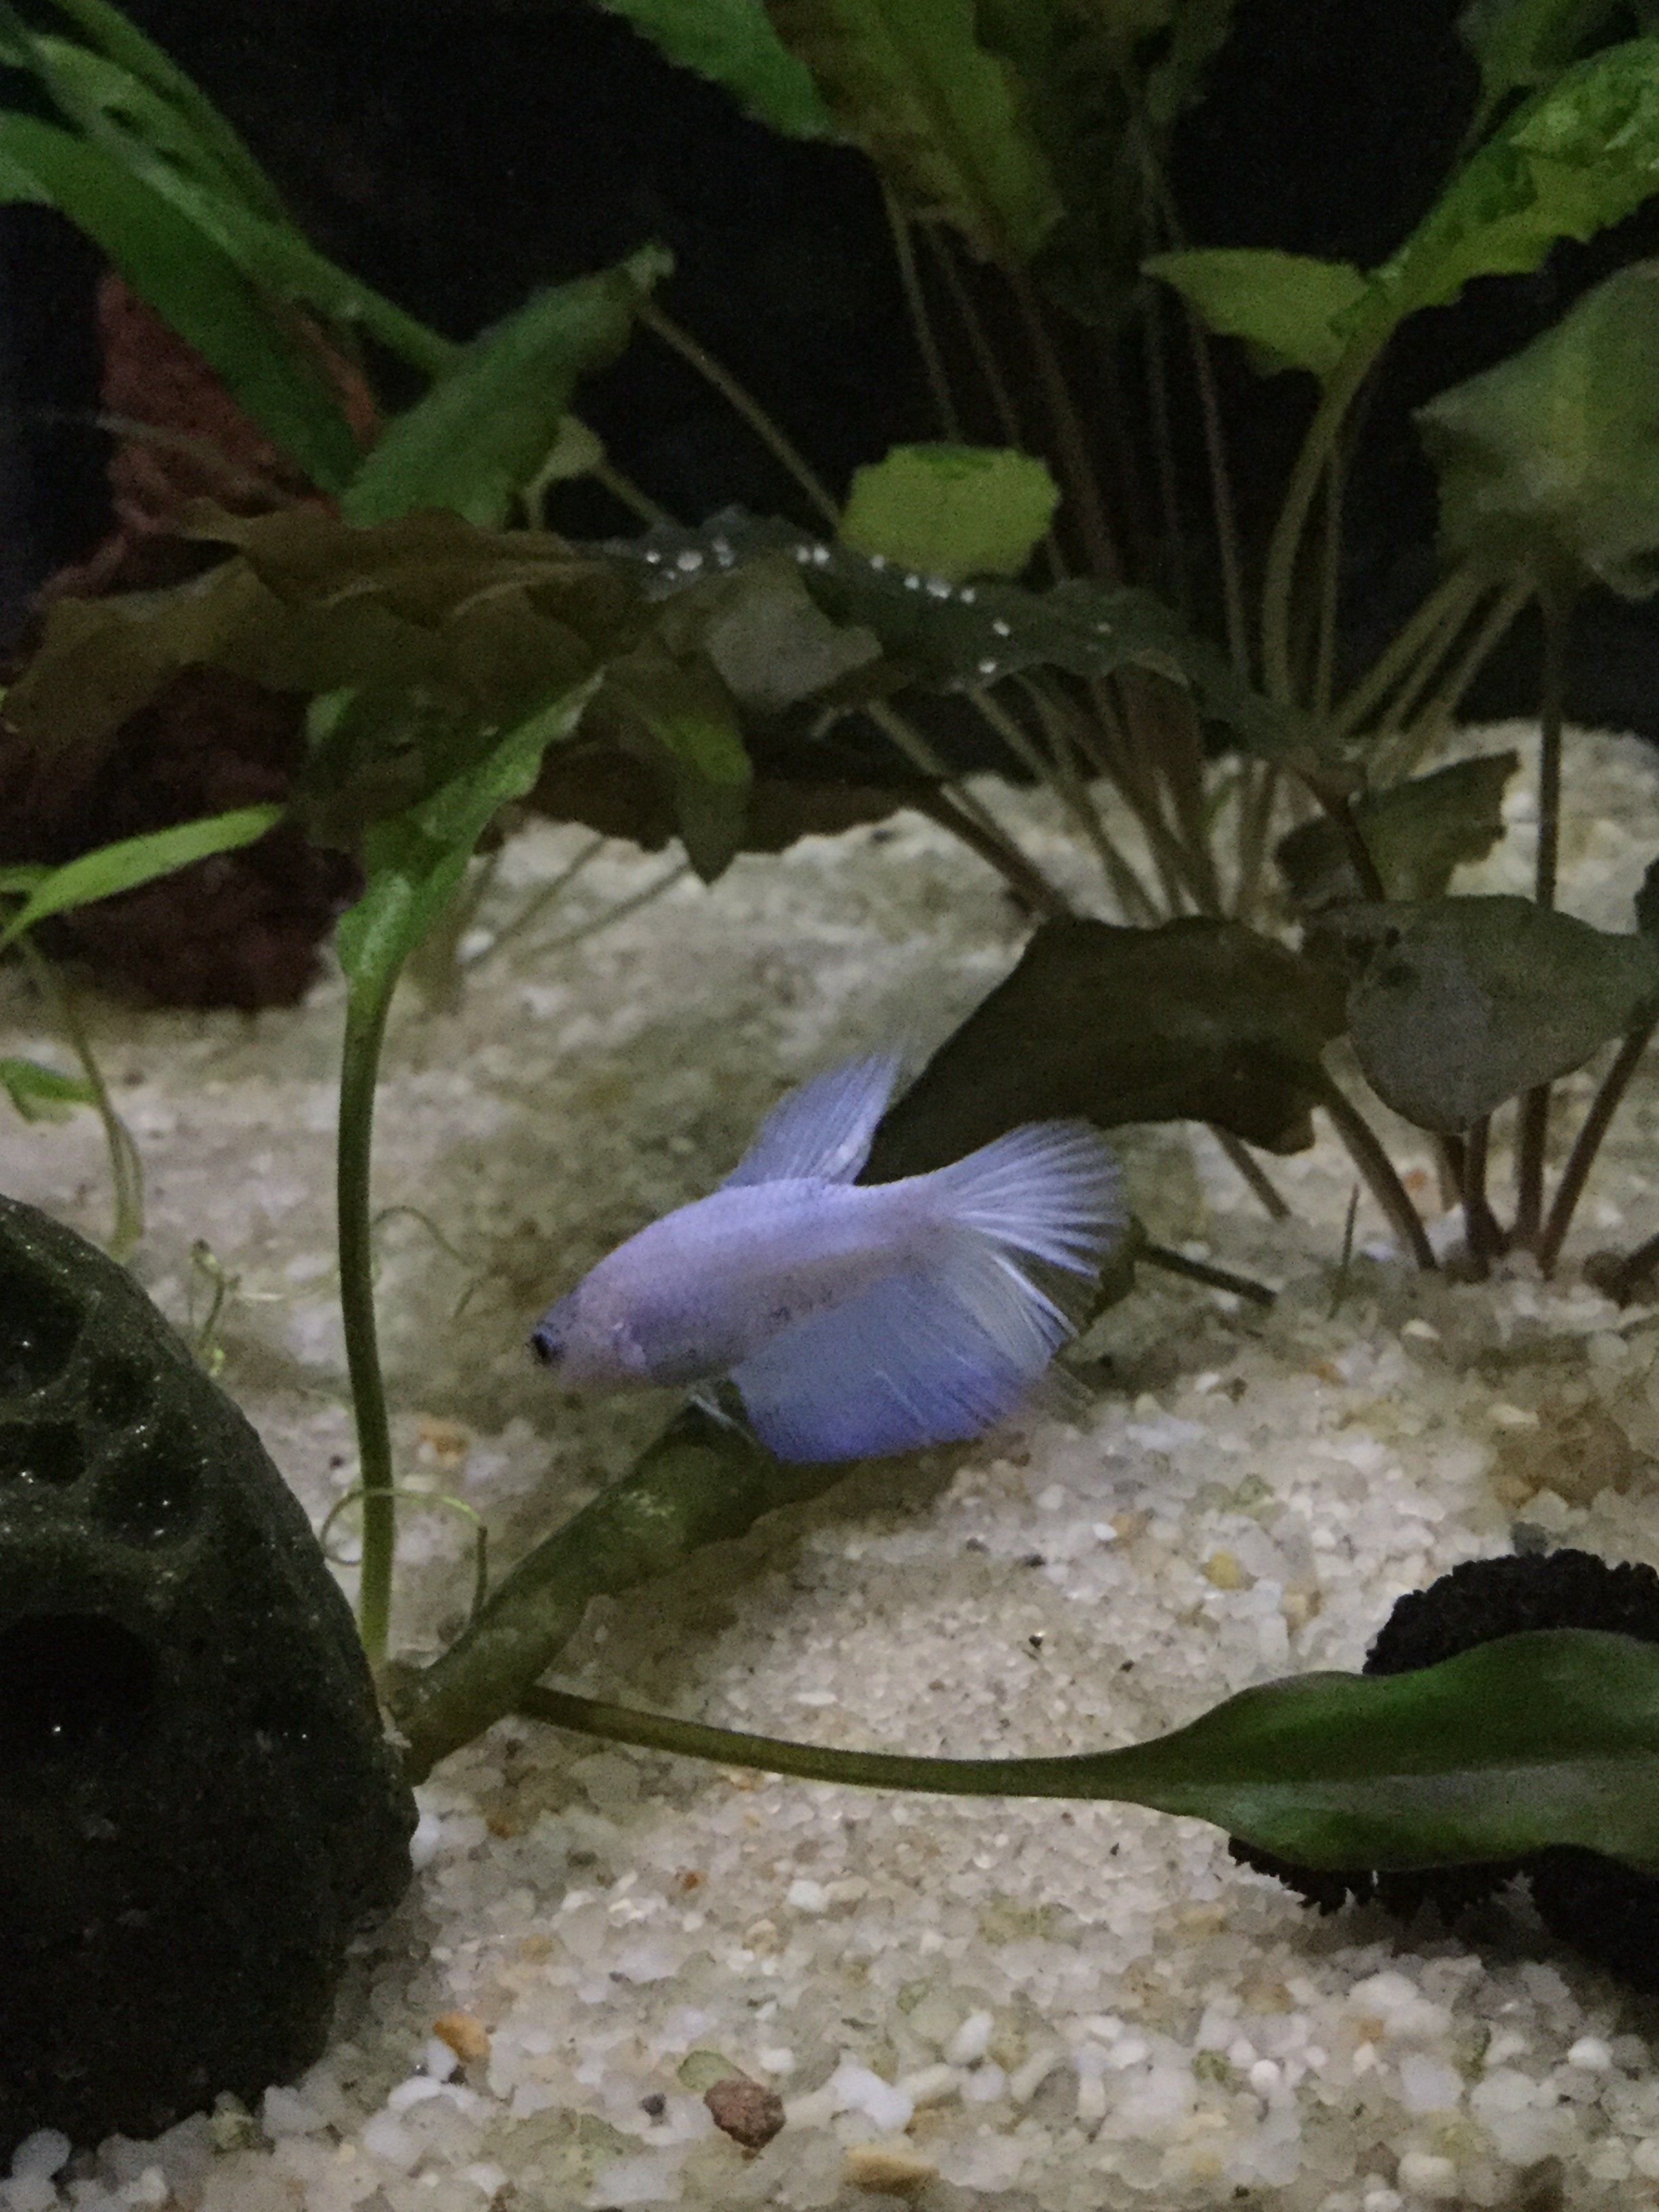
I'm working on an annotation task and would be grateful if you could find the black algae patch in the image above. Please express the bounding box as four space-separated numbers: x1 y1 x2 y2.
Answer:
0 1196 416 2152
1230 1549 1659 1987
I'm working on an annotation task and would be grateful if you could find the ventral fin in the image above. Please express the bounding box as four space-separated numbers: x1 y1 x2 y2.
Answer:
722 1052 901 1189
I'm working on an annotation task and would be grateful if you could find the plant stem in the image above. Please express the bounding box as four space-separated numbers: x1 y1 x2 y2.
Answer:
1313 788 1388 901
925 231 1027 453
636 300 840 528
1261 343 1380 706
1537 1023 1656 1277
1138 1240 1276 1305
20 937 143 1260
1515 583 1574 1246
588 459 672 529
1005 266 1120 581
1141 281 1189 616
338 980 398 1668
1212 1130 1292 1221
1328 565 1484 743
1460 1115 1500 1275
1314 1071 1436 1269
865 700 1074 921
1374 577 1532 785
970 685 1142 914
1233 763 1281 922
1313 447 1345 719
882 187 962 441
1019 680 1162 922
1181 302 1249 681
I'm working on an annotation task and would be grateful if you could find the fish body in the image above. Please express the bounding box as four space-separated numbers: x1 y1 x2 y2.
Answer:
531 1052 1124 1463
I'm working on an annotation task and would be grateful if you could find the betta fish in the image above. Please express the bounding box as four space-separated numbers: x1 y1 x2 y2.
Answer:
530 1053 1124 1463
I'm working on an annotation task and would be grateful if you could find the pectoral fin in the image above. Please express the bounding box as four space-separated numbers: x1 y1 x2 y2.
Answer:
722 1052 901 1188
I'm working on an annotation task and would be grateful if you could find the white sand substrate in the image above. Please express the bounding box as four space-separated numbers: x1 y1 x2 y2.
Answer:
6 726 1659 2210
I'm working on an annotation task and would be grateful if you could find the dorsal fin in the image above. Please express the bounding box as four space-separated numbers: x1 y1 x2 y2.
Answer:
722 1052 901 1188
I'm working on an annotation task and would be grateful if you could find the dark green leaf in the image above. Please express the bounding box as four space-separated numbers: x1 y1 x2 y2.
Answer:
604 510 1309 758
1336 893 1659 1130
592 0 834 134
1275 752 1519 909
0 1057 96 1124
1070 1631 1659 1874
0 804 283 951
1143 247 1368 380
600 649 752 881
337 678 602 998
0 114 362 491
1457 0 1629 114
863 916 1348 1176
1637 853 1659 937
764 0 1063 261
1417 260 1659 596
839 443 1060 579
342 247 672 527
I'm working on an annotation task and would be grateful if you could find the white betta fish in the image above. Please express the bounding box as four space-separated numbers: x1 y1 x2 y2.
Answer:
530 1054 1124 1463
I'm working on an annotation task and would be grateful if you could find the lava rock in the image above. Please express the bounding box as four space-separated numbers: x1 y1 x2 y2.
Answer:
1231 1549 1659 1986
0 1195 413 2152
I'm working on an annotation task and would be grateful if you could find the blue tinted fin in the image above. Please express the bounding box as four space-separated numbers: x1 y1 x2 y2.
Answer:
919 1120 1124 1273
729 1233 1075 1463
722 1052 901 1188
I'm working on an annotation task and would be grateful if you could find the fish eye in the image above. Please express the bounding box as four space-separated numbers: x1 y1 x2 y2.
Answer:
529 1319 564 1368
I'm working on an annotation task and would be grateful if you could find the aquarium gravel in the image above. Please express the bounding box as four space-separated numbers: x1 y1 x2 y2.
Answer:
10 728 1659 2210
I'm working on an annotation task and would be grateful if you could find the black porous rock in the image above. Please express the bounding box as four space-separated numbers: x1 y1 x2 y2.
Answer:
0 1195 415 2152
1230 1549 1659 1987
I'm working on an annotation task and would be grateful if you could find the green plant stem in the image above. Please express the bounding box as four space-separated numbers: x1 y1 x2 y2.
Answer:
1515 584 1574 1246
865 701 1074 922
1211 1132 1292 1222
970 686 1144 915
1460 1115 1500 1275
1141 282 1189 617
338 980 398 1668
588 459 672 529
1537 1023 1656 1278
1313 788 1388 901
925 231 1027 454
1314 1071 1436 1270
1261 343 1381 706
20 937 142 1261
1005 266 1120 581
1374 577 1533 785
1181 304 1250 681
1313 448 1345 719
882 187 962 441
1328 565 1485 743
1139 1240 1276 1305
1018 680 1162 922
636 300 840 528
1233 764 1281 922
474 833 607 962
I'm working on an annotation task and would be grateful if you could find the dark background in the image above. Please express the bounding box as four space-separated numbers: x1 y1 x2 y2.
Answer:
3 0 1657 727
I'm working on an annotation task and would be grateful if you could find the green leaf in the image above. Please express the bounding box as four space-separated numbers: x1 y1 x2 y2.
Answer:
336 678 602 998
863 916 1347 1174
33 0 289 218
601 649 753 881
1334 893 1659 1130
1371 36 1659 329
342 247 673 528
0 804 284 951
604 510 1309 758
839 443 1060 579
0 114 362 491
1417 260 1659 596
1275 752 1519 908
764 0 1063 261
1457 0 1629 115
592 0 834 134
1143 247 1369 380
0 1057 96 1123
1075 1631 1659 1874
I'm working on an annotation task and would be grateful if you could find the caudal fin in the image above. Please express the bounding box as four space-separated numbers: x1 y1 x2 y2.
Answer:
917 1120 1124 1273
727 1120 1123 1463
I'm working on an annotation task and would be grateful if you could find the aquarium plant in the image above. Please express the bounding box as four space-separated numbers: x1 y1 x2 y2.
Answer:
5 0 1659 2056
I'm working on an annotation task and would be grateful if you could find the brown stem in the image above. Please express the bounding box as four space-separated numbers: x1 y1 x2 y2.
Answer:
1005 267 1120 582
882 187 962 441
1212 1130 1292 1221
909 786 1075 923
1138 1240 1275 1306
1460 1115 1501 1276
1315 1073 1436 1270
926 231 1027 452
1514 1088 1550 1248
1537 1023 1656 1277
1516 583 1574 1244
1311 787 1387 902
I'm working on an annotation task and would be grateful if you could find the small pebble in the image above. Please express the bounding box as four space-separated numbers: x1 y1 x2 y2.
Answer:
704 2074 786 2150
842 2144 938 2196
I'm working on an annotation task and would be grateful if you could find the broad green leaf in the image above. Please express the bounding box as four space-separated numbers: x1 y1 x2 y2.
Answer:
342 247 673 528
1334 894 1659 1130
1417 260 1659 596
839 443 1060 579
604 510 1308 758
34 0 289 218
765 0 1063 261
1275 752 1519 908
1143 0 1239 130
864 916 1347 1173
695 558 882 711
336 678 602 998
1143 248 1368 380
1457 0 1629 114
0 1057 96 1123
0 804 283 951
592 0 834 134
0 115 361 491
1370 37 1659 331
